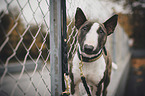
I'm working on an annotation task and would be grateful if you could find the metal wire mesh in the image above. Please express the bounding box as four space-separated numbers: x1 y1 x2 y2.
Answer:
66 0 80 59
0 0 51 96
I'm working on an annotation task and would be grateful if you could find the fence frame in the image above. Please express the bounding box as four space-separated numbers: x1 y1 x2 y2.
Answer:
50 0 62 95
50 0 67 95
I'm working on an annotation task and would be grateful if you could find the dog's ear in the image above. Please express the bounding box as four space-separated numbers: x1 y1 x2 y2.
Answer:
75 7 87 29
103 14 118 36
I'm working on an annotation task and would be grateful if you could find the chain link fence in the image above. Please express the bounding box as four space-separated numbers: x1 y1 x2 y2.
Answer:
0 0 51 96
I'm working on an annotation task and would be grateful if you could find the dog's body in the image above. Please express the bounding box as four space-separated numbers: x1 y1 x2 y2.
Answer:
70 8 118 96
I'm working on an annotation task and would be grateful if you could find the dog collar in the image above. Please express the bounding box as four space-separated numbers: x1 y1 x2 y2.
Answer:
77 47 103 62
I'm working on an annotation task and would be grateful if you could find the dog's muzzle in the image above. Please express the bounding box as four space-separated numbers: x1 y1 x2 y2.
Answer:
84 44 94 54
78 46 103 62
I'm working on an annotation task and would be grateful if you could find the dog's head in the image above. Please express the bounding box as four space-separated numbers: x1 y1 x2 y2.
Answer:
75 7 118 55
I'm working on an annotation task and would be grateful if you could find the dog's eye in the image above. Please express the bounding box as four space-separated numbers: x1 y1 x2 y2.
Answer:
99 29 103 33
82 27 87 31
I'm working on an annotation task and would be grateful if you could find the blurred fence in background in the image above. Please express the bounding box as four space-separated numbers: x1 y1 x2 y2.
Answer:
0 0 131 96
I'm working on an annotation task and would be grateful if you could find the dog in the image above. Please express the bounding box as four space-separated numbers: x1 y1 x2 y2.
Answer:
69 7 118 96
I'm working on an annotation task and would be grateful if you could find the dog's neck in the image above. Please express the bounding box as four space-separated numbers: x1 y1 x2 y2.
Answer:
77 46 103 62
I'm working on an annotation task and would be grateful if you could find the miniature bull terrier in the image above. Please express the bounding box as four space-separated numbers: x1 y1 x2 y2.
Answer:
69 7 118 96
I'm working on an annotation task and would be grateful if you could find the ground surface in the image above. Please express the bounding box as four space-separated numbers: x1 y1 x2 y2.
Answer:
125 58 145 96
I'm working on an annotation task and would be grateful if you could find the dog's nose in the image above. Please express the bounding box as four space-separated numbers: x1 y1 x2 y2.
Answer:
84 44 94 53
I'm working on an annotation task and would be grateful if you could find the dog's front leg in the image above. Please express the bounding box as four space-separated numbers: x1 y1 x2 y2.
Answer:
102 77 110 96
70 83 79 96
70 75 80 95
70 69 80 95
95 84 102 96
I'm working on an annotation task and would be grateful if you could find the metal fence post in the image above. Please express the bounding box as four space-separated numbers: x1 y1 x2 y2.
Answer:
61 0 68 92
50 0 63 95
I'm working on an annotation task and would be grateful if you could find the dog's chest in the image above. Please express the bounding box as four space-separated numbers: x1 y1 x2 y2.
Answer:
72 53 106 85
